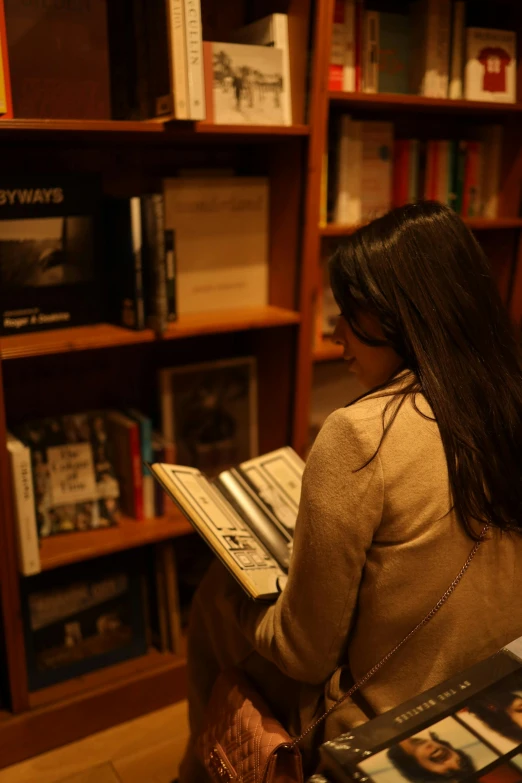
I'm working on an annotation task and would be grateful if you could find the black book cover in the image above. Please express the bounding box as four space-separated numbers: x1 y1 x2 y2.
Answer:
0 176 105 335
104 197 145 331
319 641 522 783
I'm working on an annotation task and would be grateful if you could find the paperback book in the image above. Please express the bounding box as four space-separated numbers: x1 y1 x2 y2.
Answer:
149 447 304 600
465 28 516 104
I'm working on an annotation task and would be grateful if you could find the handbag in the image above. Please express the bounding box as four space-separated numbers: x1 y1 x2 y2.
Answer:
198 526 488 783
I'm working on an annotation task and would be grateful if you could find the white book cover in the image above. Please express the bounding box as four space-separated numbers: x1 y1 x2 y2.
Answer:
163 178 269 314
481 125 503 218
232 14 292 125
211 42 285 125
184 0 205 119
363 10 379 93
449 0 465 99
7 433 40 576
465 28 516 103
168 0 189 119
335 115 362 224
361 121 393 219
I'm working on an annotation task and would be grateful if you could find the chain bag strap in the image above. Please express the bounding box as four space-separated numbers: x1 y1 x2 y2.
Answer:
290 524 490 751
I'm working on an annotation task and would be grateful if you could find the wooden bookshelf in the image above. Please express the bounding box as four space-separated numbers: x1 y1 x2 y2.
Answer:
320 219 522 237
328 92 522 114
39 513 193 572
194 122 310 136
0 306 301 360
313 339 343 362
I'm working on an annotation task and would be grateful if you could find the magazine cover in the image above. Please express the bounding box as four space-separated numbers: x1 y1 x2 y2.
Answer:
319 638 522 782
21 552 148 690
16 411 120 538
0 176 104 335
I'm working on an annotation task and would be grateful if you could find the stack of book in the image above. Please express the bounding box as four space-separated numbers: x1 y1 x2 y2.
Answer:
324 117 503 227
329 0 517 103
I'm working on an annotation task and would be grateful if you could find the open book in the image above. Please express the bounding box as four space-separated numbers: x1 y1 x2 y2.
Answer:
149 447 304 601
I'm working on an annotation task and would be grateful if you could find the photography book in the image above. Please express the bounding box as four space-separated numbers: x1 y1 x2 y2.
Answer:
149 447 304 601
318 636 522 782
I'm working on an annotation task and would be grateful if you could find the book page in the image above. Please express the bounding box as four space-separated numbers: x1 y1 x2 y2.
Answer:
152 464 284 600
239 447 304 532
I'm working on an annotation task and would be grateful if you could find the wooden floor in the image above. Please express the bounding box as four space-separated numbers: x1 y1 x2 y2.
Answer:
0 701 190 783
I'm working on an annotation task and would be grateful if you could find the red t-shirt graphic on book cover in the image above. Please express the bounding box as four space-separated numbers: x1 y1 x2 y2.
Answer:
478 47 511 92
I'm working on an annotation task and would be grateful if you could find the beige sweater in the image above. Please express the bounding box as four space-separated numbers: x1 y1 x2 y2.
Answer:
239 384 522 735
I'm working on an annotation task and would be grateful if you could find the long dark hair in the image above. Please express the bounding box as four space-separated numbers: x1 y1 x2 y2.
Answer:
387 734 476 782
329 201 522 539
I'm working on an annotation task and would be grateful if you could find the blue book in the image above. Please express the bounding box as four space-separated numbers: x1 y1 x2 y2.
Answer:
379 12 410 94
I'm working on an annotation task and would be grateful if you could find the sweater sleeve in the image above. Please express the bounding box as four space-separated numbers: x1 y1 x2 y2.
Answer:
238 407 384 684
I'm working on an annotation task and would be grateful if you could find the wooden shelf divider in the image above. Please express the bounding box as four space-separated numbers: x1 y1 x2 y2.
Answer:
329 91 522 114
39 513 194 572
0 306 301 360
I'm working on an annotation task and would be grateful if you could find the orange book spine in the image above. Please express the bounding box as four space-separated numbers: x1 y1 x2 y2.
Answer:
0 0 12 118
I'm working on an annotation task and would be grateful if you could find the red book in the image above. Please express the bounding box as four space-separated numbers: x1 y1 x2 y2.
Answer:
393 139 410 207
0 0 12 118
462 141 481 217
329 0 347 91
107 411 144 520
354 0 364 91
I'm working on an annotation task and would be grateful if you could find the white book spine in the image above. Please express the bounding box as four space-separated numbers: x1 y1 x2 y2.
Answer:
449 0 465 99
7 437 40 576
436 0 451 97
343 0 356 92
184 0 206 120
335 115 362 224
363 11 379 93
168 0 189 119
273 15 292 125
422 0 439 96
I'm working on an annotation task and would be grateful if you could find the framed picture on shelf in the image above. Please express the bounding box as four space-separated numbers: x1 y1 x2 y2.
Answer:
159 357 258 475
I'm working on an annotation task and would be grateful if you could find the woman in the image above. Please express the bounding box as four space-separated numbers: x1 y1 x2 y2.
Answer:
388 733 476 782
179 202 522 781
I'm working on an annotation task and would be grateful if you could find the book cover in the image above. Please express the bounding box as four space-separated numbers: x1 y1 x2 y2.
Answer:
319 640 522 782
7 432 40 576
162 177 269 314
16 412 120 538
465 28 516 103
21 552 147 690
104 197 145 331
361 121 393 220
449 0 465 99
106 411 143 521
159 356 258 476
184 0 205 120
233 13 293 124
363 11 379 94
4 0 110 119
210 42 285 125
378 12 410 95
0 176 104 336
0 0 12 117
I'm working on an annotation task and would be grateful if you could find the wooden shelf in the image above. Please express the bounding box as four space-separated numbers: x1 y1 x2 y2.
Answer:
313 339 343 362
329 92 522 114
39 512 194 572
193 122 310 136
0 306 301 360
0 118 165 134
320 218 522 237
0 650 187 770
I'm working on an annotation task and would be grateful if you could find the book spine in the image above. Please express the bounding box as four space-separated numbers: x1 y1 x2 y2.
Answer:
152 438 166 516
0 0 12 117
393 139 409 207
409 139 420 201
168 0 189 119
161 542 182 654
425 140 438 199
437 140 450 205
273 14 292 124
449 0 465 99
130 197 145 330
462 140 480 217
354 0 364 91
165 229 177 322
184 0 205 120
329 0 348 91
335 115 362 224
454 140 466 214
447 139 459 211
436 0 451 97
8 440 40 575
422 0 439 96
481 125 502 219
141 194 168 335
343 0 356 92
363 11 379 93
202 41 214 123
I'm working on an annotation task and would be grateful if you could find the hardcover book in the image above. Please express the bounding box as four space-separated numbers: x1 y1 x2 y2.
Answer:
0 176 104 336
317 637 522 782
465 28 517 104
4 0 111 119
149 446 304 600
162 177 269 314
210 42 285 126
21 552 147 690
16 411 120 538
